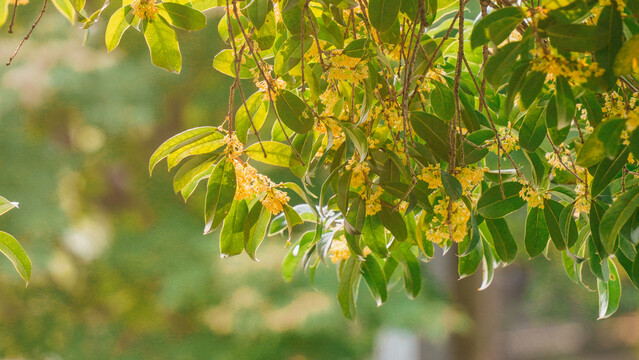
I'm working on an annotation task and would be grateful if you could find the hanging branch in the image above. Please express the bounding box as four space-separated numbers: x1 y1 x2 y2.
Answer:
6 0 48 66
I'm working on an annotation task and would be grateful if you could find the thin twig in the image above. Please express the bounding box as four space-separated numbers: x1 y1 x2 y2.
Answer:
7 0 48 66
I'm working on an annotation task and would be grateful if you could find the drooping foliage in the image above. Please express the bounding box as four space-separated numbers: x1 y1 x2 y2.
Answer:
3 0 639 318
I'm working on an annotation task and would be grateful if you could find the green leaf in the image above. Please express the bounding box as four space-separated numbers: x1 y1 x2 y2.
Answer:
470 7 522 49
343 39 372 58
487 15 524 46
0 231 31 284
544 199 567 250
546 23 610 52
143 17 182 73
361 255 388 306
480 235 496 290
591 146 630 197
525 206 549 258
243 202 271 261
204 157 236 234
235 92 269 143
477 182 526 219
220 200 248 257
518 101 546 152
554 76 576 130
461 129 493 165
410 111 450 162
485 218 518 263
484 41 522 87
283 203 304 242
597 259 621 319
368 0 400 32
378 208 407 242
441 171 463 200
274 35 313 76
337 256 361 319
459 236 483 279
166 132 225 170
149 127 220 174
0 0 10 27
0 196 19 217
599 187 639 254
392 242 421 299
105 6 132 52
339 123 369 162
275 90 314 134
52 0 76 24
613 34 639 76
212 49 257 79
576 118 625 167
172 155 216 194
245 141 299 167
245 0 271 29
596 5 623 87
362 216 389 258
520 71 546 110
590 200 608 257
430 81 455 122
157 2 207 31
282 231 314 282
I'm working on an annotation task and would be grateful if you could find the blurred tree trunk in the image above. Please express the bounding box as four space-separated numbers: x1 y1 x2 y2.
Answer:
449 258 503 360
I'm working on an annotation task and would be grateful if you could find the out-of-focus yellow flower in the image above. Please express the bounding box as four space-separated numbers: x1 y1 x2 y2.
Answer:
132 0 158 20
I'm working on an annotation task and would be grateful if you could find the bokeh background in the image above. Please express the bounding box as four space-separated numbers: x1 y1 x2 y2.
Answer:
2 3 639 359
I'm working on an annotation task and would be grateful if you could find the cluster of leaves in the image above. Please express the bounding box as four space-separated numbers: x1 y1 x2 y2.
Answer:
0 196 30 284
5 0 639 319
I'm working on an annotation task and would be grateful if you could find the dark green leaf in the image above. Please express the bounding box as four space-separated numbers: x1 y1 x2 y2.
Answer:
275 90 314 134
485 218 518 263
477 182 526 219
597 259 621 319
525 206 549 257
220 200 248 257
368 0 400 32
599 186 639 254
337 256 361 319
243 202 271 260
518 100 546 152
544 198 567 250
546 23 610 52
361 255 388 306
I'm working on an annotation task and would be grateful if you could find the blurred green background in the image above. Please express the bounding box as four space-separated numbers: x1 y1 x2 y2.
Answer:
2 4 639 359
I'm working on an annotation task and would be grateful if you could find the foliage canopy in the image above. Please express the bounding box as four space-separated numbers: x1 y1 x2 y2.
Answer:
3 0 639 319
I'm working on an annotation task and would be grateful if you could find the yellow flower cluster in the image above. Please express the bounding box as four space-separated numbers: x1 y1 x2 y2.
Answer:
323 52 368 84
602 90 638 119
530 49 605 84
223 133 244 160
518 183 550 208
224 134 290 215
363 187 383 216
261 188 290 215
574 183 590 214
418 165 442 189
132 0 158 20
255 77 287 101
328 237 371 264
488 126 519 154
427 198 471 244
599 0 626 12
457 166 486 194
345 157 370 188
